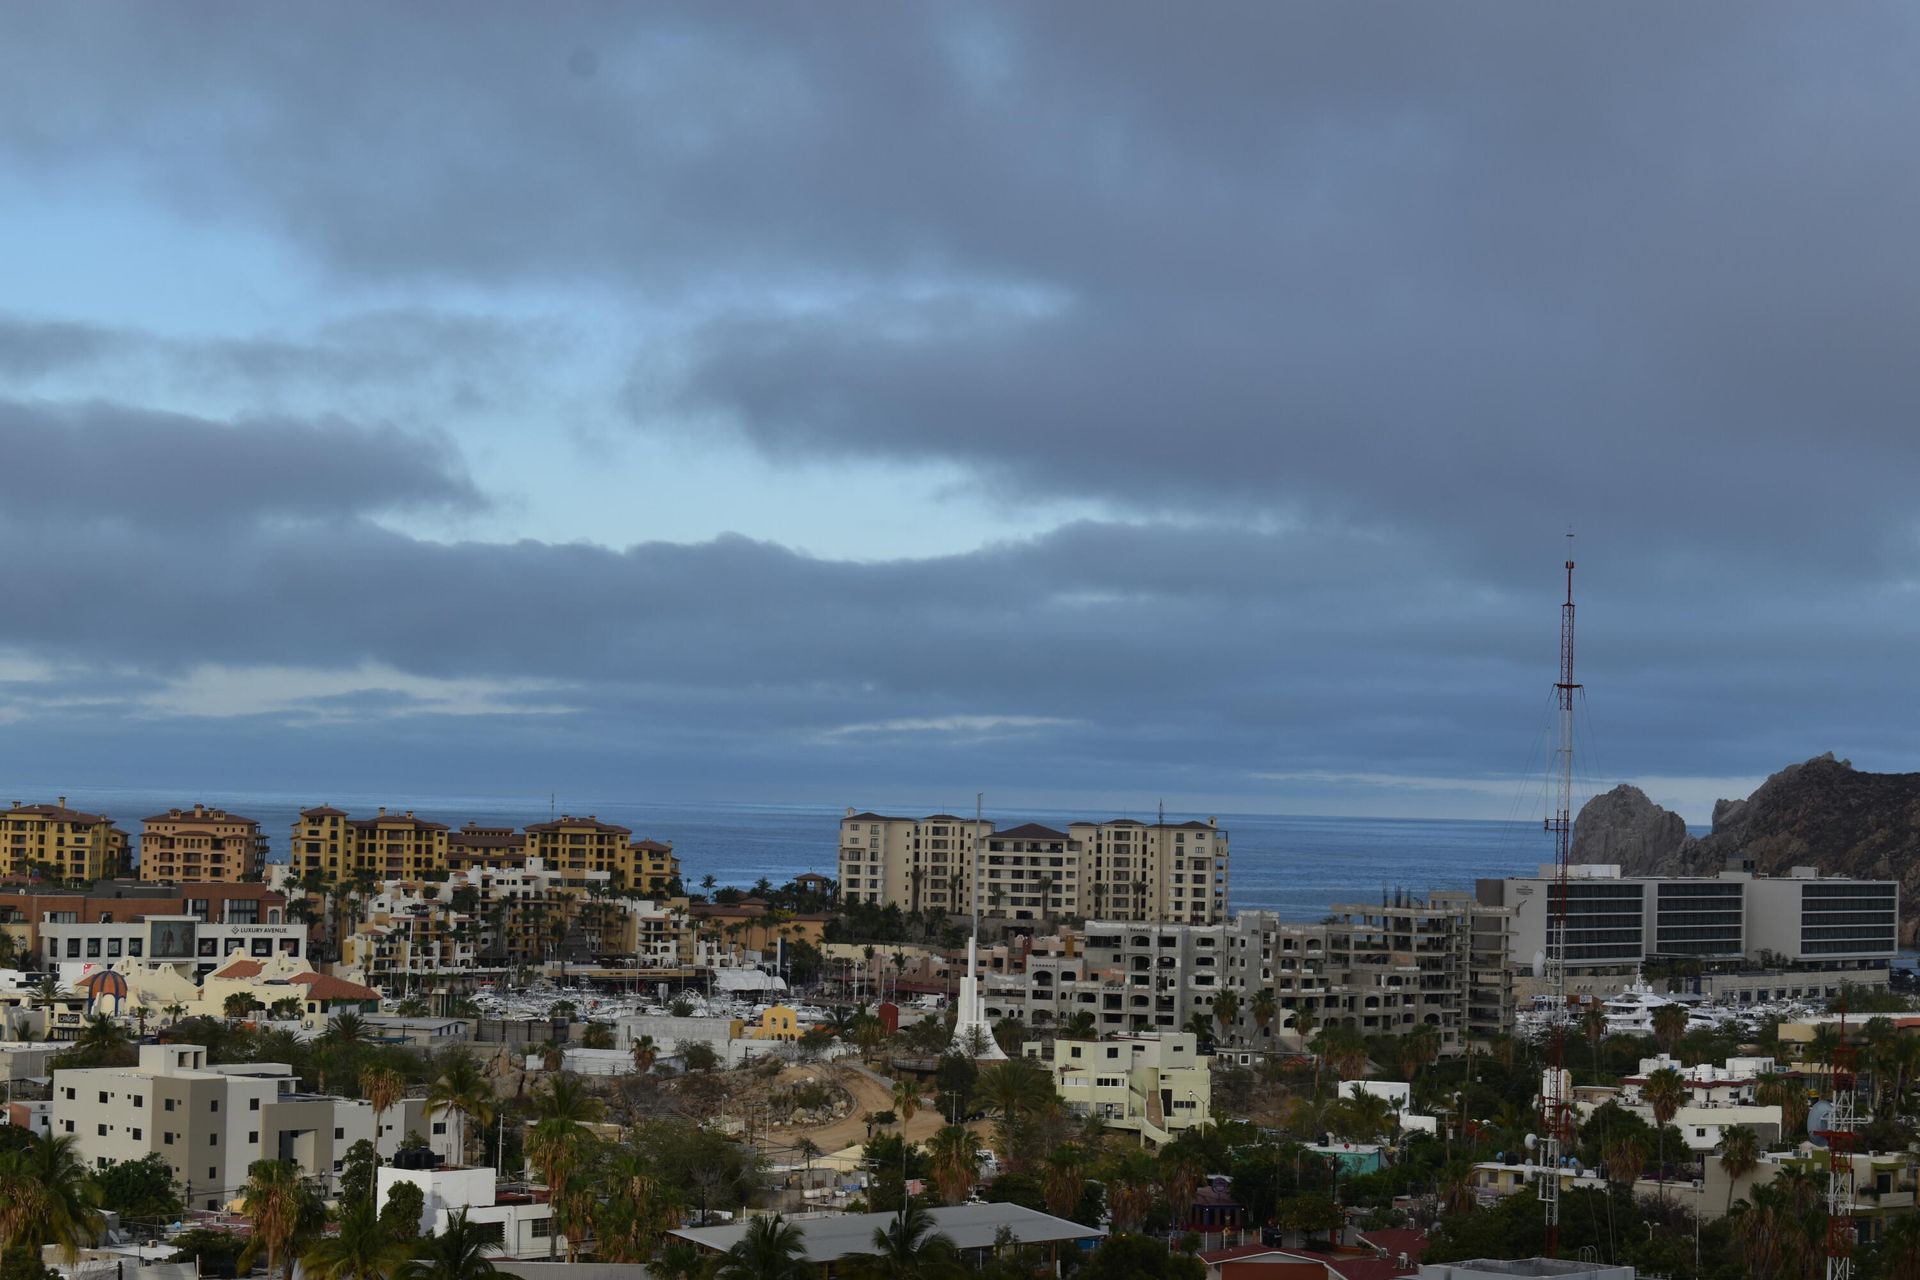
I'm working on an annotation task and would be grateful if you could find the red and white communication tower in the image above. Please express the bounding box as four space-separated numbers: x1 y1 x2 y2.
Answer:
1537 540 1579 1256
1818 1002 1858 1280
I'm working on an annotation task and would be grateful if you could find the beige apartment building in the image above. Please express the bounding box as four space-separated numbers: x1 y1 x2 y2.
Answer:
837 809 1228 924
138 804 269 883
0 799 129 882
291 808 678 894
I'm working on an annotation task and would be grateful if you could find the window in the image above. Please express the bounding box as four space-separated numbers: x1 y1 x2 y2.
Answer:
132 1128 141 1140
249 1131 258 1143
334 1127 344 1139
250 1097 260 1111
133 1095 143 1108
164 1098 175 1112
432 1122 447 1135
98 1091 108 1104
128 938 143 957
209 1134 218 1146
163 1132 174 1145
211 1100 220 1113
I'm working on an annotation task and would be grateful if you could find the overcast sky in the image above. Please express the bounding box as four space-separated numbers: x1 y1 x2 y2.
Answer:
2 4 1917 823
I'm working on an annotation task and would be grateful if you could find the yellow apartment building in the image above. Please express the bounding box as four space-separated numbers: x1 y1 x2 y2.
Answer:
290 806 351 882
448 823 528 872
525 815 634 888
631 839 681 894
138 804 269 883
0 799 128 881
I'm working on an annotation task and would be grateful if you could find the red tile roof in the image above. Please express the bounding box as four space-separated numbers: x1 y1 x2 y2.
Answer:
995 823 1069 840
214 958 265 979
290 972 380 1002
525 816 632 835
632 839 674 853
5 803 112 824
300 806 349 817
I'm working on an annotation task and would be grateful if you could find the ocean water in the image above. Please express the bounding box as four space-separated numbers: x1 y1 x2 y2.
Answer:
47 788 1563 920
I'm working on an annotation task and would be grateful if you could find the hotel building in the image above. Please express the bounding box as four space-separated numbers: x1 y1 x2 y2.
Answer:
837 809 1228 924
0 799 129 881
138 804 269 883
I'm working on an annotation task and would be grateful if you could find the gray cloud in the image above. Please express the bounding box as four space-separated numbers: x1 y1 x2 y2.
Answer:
0 399 482 528
1 5 1918 811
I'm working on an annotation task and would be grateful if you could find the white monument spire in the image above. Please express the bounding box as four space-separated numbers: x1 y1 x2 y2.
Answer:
949 791 1007 1060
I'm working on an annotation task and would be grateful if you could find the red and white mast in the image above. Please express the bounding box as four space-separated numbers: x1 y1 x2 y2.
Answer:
1821 1001 1857 1280
1538 538 1579 1256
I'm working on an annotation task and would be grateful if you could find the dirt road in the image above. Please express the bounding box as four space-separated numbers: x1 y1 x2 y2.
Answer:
770 1061 954 1153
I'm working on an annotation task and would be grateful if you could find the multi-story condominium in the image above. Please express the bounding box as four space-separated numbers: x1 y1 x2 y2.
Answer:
447 822 526 873
0 799 128 881
138 804 269 883
838 809 1228 924
1479 864 1900 996
292 808 681 896
1021 1032 1211 1142
341 884 482 981
985 893 1512 1057
525 814 636 889
290 805 352 882
632 838 682 894
53 1044 462 1209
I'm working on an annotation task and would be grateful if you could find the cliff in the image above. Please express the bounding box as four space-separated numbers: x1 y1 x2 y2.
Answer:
1571 752 1920 942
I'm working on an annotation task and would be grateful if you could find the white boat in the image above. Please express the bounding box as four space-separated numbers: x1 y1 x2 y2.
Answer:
1601 978 1681 1035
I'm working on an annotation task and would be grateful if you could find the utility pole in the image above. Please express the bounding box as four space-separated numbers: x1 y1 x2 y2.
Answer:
1537 537 1579 1258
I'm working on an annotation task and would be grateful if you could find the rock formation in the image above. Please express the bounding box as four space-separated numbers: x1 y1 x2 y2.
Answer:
1573 752 1920 942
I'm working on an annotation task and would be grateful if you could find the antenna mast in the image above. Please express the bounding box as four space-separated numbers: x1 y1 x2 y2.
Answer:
1538 537 1580 1256
1821 1000 1858 1280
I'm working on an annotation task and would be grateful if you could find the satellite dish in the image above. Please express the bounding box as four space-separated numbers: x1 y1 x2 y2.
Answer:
1532 950 1546 979
1524 1133 1539 1151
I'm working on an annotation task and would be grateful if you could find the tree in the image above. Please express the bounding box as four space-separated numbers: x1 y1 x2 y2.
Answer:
1312 1024 1369 1081
1043 1145 1087 1217
1061 1010 1098 1039
1398 1023 1442 1089
1078 1234 1206 1280
302 1201 407 1280
713 1213 810 1280
1650 1003 1687 1056
630 1035 658 1074
582 1022 615 1050
396 1209 499 1280
1102 1150 1161 1234
0 1133 103 1262
841 1202 964 1280
1880 1213 1920 1280
1642 1066 1686 1195
362 1066 406 1169
653 1241 710 1280
239 1160 326 1280
526 1074 606 1261
380 1182 426 1240
1211 990 1241 1045
977 1056 1057 1171
87 1151 183 1220
1718 1123 1761 1217
338 1140 380 1210
1252 989 1278 1040
925 1124 980 1205
892 1079 921 1125
425 1052 495 1166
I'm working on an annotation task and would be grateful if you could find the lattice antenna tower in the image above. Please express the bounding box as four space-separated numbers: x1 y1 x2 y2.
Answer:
1537 537 1580 1256
1821 1000 1858 1280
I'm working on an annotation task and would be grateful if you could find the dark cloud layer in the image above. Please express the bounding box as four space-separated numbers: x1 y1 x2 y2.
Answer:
1 5 1918 813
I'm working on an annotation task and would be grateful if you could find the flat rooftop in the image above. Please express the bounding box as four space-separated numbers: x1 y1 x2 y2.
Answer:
670 1204 1103 1261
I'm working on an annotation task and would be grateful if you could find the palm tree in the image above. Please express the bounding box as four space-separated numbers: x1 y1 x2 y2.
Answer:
240 1159 325 1280
362 1066 406 1170
841 1202 964 1280
1043 1145 1087 1217
1718 1123 1761 1218
1398 1023 1442 1090
1756 1070 1809 1136
654 1241 711 1280
326 1010 370 1045
891 1079 921 1125
1102 1149 1161 1234
1161 1150 1203 1233
397 1208 500 1280
592 1149 679 1263
1880 1213 1920 1280
0 1133 103 1262
302 1201 407 1280
1651 1003 1687 1056
225 991 257 1022
925 1124 980 1205
1061 1010 1097 1039
713 1213 810 1280
977 1057 1056 1172
1581 1004 1608 1076
526 1074 605 1260
1252 988 1278 1040
538 1040 567 1073
1602 1132 1647 1188
426 1053 496 1166
630 1034 659 1074
1312 1024 1369 1081
1643 1065 1687 1196
1211 989 1241 1046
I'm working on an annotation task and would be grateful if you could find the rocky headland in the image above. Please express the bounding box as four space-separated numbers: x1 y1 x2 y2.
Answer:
1571 752 1920 943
